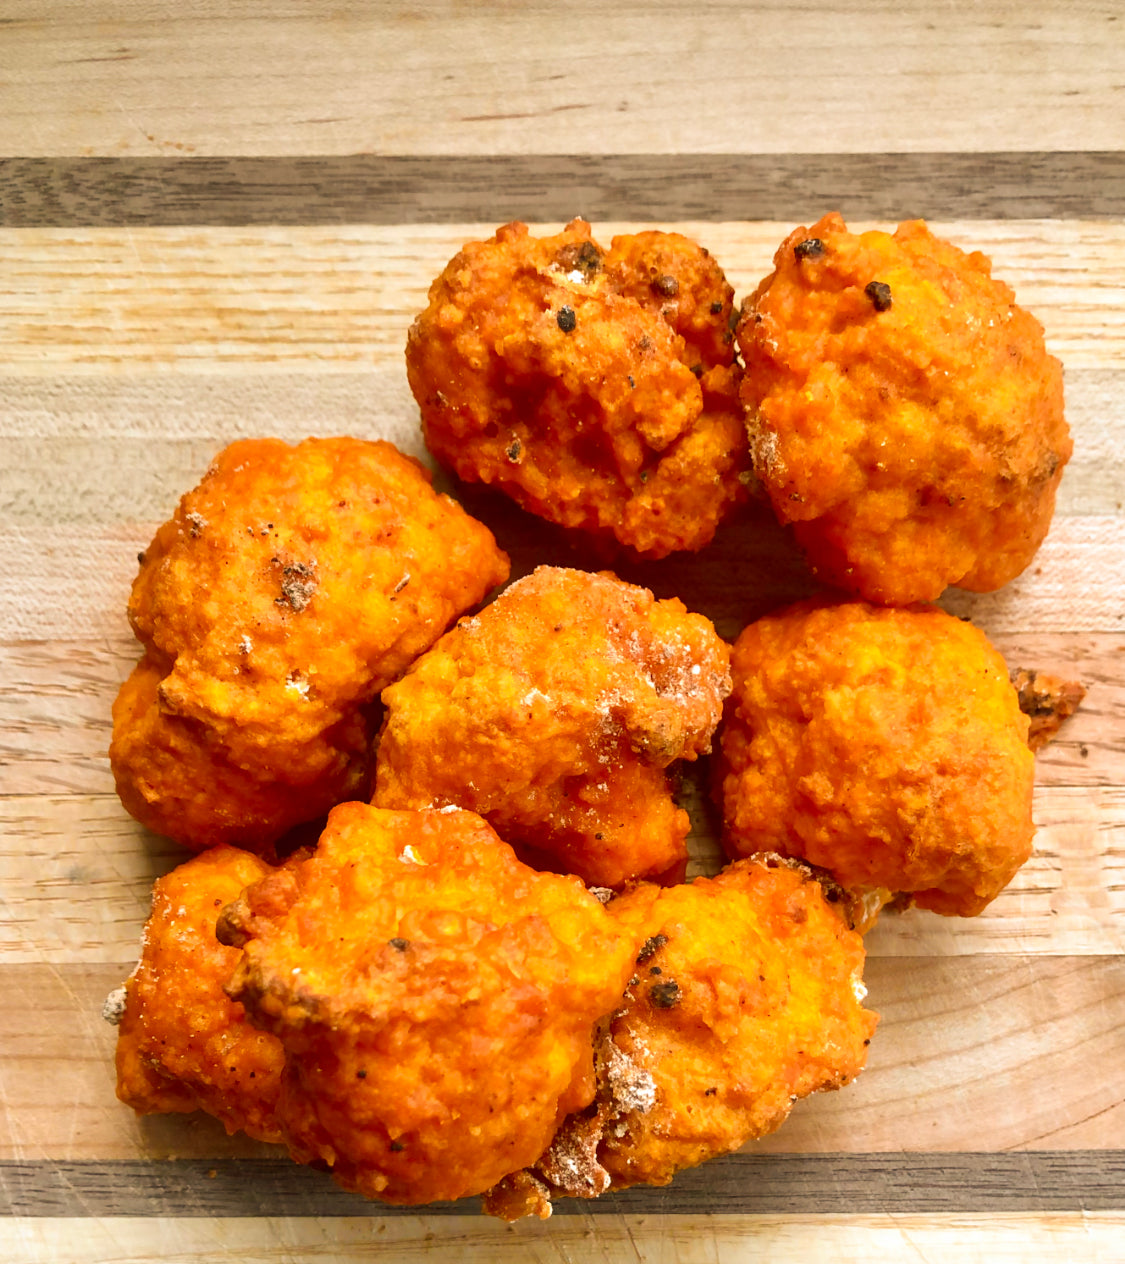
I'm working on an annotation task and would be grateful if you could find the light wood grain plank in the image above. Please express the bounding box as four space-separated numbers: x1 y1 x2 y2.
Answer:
5 510 1122 642
1 789 1121 966
0 632 1114 800
2 367 1119 521
2 1212 1123 1264
1 221 1123 370
1 958 1121 1163
1 2 1123 158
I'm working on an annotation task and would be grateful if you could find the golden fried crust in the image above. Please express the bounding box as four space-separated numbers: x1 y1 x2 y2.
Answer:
373 566 732 887
737 213 1071 604
593 858 876 1189
115 846 286 1143
110 437 509 851
220 803 637 1205
717 599 1036 916
406 219 749 559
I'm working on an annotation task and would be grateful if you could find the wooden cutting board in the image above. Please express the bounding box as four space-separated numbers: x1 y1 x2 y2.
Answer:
1 5 1123 1261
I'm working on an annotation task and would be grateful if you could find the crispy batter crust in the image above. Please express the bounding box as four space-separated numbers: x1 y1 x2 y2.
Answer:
1011 667 1087 752
406 219 749 559
114 846 286 1143
718 599 1036 916
110 437 509 851
221 803 637 1205
738 213 1071 603
373 566 732 887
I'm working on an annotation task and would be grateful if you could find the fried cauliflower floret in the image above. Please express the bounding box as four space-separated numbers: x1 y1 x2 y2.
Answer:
406 219 748 559
484 855 876 1215
114 846 286 1143
218 803 637 1206
737 213 1071 604
373 566 732 887
717 599 1036 916
110 437 509 852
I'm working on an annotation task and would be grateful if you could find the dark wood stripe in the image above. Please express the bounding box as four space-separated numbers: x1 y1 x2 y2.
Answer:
2 1153 1122 1217
2 154 1124 227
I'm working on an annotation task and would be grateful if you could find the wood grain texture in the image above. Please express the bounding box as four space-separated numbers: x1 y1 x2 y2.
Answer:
3 1213 1124 1264
3 957 1122 1165
2 784 1119 965
2 1 1124 1254
3 634 1117 800
4 154 1125 227
1 2 1123 158
1 369 1121 520
3 1153 1125 1217
2 222 1124 370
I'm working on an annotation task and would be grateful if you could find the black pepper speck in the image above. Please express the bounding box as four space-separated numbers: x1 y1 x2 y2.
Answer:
653 274 679 297
556 306 577 333
649 980 681 1009
865 280 893 312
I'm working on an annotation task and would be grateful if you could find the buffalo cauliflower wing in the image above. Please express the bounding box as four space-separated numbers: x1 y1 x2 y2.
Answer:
737 213 1071 603
110 437 508 852
217 803 637 1205
373 566 731 887
717 599 1036 916
483 854 876 1216
406 219 748 559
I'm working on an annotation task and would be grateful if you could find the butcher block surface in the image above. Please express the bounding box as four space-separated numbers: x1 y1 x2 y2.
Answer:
1 3 1123 1260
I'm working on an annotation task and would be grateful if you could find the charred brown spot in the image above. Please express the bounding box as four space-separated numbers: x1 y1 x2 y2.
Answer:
1011 667 1087 751
865 281 893 312
649 980 681 1009
636 934 667 964
389 1140 405 1152
214 905 246 948
794 238 825 261
710 300 724 315
653 274 679 297
556 306 577 334
356 1069 367 1079
389 937 409 951
506 438 522 462
556 239 602 278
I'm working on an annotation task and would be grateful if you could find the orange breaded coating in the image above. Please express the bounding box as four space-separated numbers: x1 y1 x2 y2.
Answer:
218 803 637 1205
484 855 876 1215
110 437 509 853
373 566 732 887
717 599 1036 916
406 219 749 559
114 846 286 1143
737 213 1071 604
